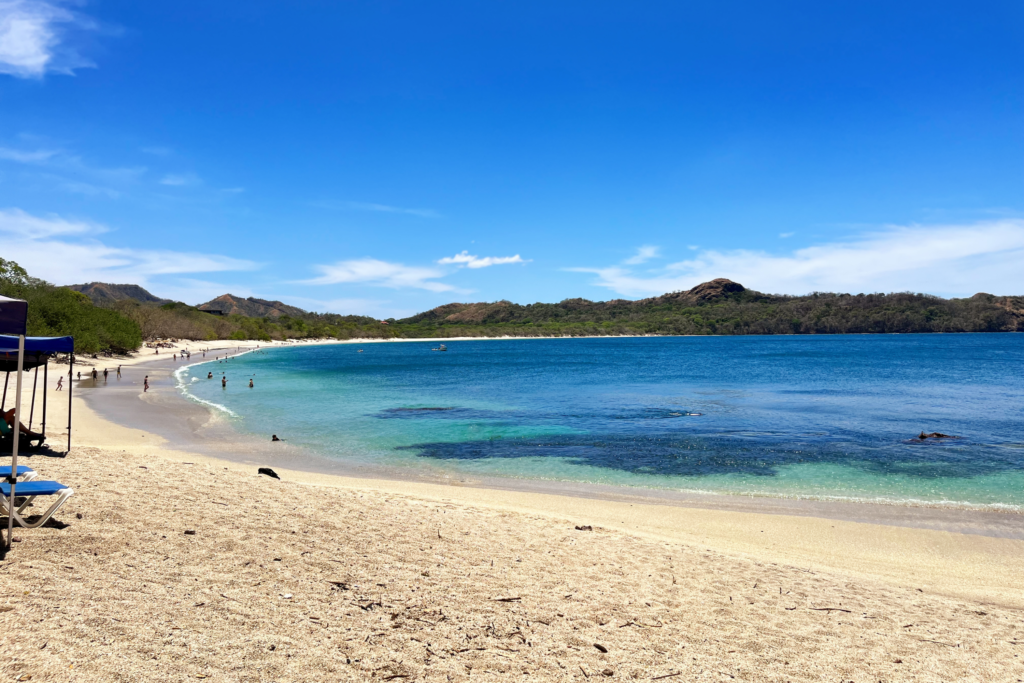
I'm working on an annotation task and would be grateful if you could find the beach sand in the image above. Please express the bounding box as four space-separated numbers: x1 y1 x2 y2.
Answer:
1 348 1023 681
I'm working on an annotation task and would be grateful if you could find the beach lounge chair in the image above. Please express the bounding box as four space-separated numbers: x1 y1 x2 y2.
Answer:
0 465 37 482
0 415 44 449
0 480 74 528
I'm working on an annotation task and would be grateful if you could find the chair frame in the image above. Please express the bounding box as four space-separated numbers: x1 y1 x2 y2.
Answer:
0 482 74 529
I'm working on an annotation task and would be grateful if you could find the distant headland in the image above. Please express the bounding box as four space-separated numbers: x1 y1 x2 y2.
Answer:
1 257 1021 354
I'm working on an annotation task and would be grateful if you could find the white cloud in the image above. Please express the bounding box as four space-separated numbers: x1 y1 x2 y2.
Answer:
623 245 660 265
57 179 119 198
0 0 97 79
779 232 795 238
283 295 396 318
437 250 527 269
0 207 258 289
0 142 147 193
302 258 456 292
159 172 201 186
0 206 99 237
0 146 58 163
569 220 1024 298
311 200 439 218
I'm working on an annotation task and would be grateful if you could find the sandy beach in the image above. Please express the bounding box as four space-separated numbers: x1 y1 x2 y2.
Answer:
1 346 1023 681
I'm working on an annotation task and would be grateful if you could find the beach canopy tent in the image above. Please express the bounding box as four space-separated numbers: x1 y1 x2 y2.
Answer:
0 335 74 452
0 297 74 550
0 295 29 551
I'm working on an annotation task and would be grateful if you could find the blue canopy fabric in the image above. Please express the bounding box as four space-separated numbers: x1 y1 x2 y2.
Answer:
0 336 74 372
0 336 74 354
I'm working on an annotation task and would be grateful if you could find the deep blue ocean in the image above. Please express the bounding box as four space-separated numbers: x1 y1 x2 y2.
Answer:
177 335 1024 509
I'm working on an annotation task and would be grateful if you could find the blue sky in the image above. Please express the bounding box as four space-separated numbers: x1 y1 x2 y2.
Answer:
1 0 1021 317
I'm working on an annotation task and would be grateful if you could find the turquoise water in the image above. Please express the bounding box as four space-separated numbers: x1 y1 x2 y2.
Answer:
177 335 1024 509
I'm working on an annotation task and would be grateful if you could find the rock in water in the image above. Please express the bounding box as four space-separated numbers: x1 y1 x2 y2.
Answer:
917 432 959 440
258 467 280 480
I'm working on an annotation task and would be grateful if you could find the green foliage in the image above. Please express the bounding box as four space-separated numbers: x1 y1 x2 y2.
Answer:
0 261 142 353
389 290 1023 337
4 258 1020 353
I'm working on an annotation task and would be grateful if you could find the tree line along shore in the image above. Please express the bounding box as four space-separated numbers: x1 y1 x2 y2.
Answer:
2 259 1021 355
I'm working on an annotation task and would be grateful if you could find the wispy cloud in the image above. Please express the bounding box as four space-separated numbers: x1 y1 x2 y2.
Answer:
0 207 258 289
779 232 795 238
623 245 660 265
569 220 1024 298
437 251 527 269
56 179 120 198
0 141 146 193
0 0 98 79
311 200 440 218
0 146 59 163
159 172 201 187
283 295 396 318
302 258 456 292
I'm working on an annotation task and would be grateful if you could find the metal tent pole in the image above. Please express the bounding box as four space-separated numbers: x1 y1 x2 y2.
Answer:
5 334 25 550
1 371 7 411
67 355 73 453
41 361 47 441
28 366 38 430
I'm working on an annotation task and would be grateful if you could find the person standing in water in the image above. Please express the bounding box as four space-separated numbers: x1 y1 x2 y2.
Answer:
117 365 122 379
144 376 149 392
249 378 254 388
103 367 109 381
222 376 227 388
92 368 98 381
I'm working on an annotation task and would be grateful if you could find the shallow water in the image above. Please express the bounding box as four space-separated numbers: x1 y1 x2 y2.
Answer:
178 335 1024 510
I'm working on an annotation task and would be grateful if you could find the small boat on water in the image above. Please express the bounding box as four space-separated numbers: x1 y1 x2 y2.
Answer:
431 344 448 352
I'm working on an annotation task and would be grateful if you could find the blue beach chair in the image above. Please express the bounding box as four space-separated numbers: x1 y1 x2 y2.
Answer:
0 480 74 528
0 465 37 482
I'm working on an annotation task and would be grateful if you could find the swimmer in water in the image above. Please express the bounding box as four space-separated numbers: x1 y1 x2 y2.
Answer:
249 378 254 388
271 434 280 442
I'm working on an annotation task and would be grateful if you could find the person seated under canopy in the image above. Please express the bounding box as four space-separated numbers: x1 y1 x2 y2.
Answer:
1 408 44 447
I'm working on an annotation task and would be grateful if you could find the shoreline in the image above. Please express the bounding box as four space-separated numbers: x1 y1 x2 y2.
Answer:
99 347 1024 530
5 341 1024 680
50 346 1024 609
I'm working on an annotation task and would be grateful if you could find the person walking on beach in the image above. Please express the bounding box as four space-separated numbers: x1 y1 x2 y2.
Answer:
103 367 108 381
144 376 150 392
92 368 97 381
77 371 81 381
56 376 63 391
117 365 122 379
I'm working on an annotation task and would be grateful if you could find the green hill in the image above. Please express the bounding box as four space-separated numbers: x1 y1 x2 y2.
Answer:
396 279 1024 337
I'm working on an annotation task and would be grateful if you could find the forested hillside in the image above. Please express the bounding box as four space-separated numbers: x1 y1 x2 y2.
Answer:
395 279 1024 337
3 259 1021 355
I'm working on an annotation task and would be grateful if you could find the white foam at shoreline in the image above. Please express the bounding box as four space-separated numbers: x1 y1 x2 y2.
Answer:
173 364 239 418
